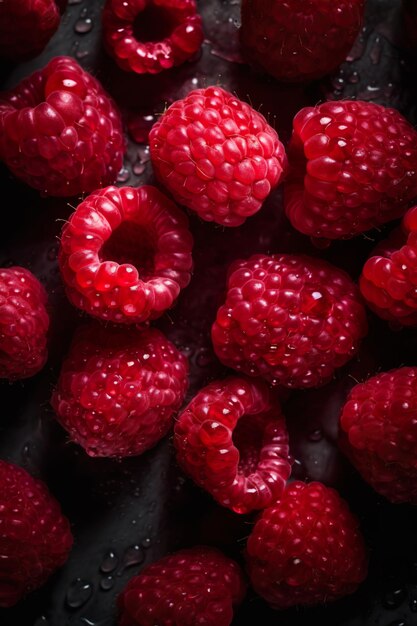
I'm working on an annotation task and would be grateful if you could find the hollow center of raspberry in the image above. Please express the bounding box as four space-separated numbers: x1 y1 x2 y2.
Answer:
232 413 264 476
133 5 178 43
101 221 156 280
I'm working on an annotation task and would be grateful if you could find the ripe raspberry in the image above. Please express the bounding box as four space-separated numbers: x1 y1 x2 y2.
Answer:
360 206 417 326
149 86 287 227
285 100 417 239
59 185 193 324
240 0 364 83
102 0 204 75
0 56 124 196
118 546 246 626
0 460 73 608
51 323 188 457
246 481 368 608
0 0 67 61
211 254 367 389
0 267 49 380
340 367 417 503
174 377 291 514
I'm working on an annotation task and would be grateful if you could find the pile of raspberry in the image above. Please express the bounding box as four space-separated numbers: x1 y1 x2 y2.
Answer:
2 1 417 625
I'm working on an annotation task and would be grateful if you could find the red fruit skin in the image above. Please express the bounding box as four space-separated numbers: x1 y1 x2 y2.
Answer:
0 0 67 60
246 481 368 609
211 254 368 389
51 323 189 458
102 0 204 75
285 100 417 239
240 0 364 83
0 56 124 196
59 185 193 324
360 206 417 326
0 267 49 380
118 546 246 626
174 377 291 514
340 367 417 503
0 460 73 608
149 86 287 227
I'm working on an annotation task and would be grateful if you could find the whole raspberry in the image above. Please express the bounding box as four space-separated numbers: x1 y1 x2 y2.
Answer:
360 206 417 326
0 460 73 608
0 56 124 196
118 546 246 626
240 0 364 83
340 367 417 503
0 267 49 380
102 0 204 75
0 0 67 61
51 323 188 457
246 481 368 608
285 100 417 239
149 86 287 227
174 377 291 514
211 254 367 389
59 185 193 324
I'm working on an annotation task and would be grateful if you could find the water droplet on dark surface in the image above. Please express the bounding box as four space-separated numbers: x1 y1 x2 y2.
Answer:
100 551 118 574
74 17 93 34
410 597 417 612
142 537 151 548
132 162 146 176
117 167 130 183
383 587 407 610
137 146 150 164
388 621 407 626
118 545 144 574
100 576 114 591
66 579 93 609
308 428 323 442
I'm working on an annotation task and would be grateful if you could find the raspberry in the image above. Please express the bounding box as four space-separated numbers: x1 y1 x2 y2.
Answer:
51 323 188 457
0 56 124 196
0 460 73 608
59 185 193 324
360 206 417 325
0 267 49 380
0 0 67 61
149 86 287 227
240 0 364 83
211 254 367 389
285 100 417 239
118 546 246 626
102 0 204 75
340 367 417 503
174 377 291 514
246 481 368 608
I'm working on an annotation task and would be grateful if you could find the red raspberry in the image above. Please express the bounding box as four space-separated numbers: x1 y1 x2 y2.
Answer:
59 185 193 324
0 0 67 61
149 86 287 227
51 323 188 457
285 100 417 239
246 481 368 608
0 56 124 196
240 0 364 83
340 367 417 503
102 0 204 75
118 546 246 626
360 206 417 326
0 267 49 380
0 460 73 608
211 254 367 389
174 377 291 514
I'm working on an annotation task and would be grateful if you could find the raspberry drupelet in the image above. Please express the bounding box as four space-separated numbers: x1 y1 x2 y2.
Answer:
0 56 124 196
102 0 204 75
59 185 193 324
118 546 246 626
240 0 364 83
360 206 417 325
246 481 368 608
0 460 73 608
149 86 287 227
212 254 368 389
0 267 49 380
340 367 417 504
285 100 417 239
174 377 291 514
51 323 188 458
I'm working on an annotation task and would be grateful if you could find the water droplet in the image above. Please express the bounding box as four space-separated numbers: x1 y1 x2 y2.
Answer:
74 17 93 34
100 576 114 591
388 621 407 626
100 551 118 574
142 537 151 548
133 162 146 176
137 146 150 164
383 587 407 610
118 545 144 574
370 36 382 65
308 428 323 442
117 167 130 183
66 579 93 609
410 597 417 612
80 6 88 16
348 71 360 84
